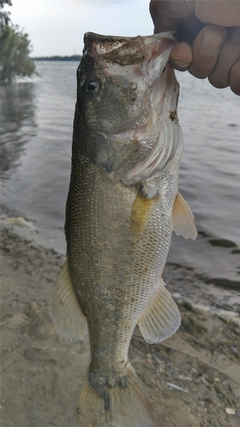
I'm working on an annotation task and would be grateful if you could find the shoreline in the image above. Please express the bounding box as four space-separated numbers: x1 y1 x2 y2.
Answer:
1 218 240 316
1 223 240 426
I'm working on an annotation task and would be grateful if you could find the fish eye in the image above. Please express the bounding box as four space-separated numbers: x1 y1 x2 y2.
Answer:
83 80 99 93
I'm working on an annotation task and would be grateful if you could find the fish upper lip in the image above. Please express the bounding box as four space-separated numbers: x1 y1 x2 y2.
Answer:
84 32 176 66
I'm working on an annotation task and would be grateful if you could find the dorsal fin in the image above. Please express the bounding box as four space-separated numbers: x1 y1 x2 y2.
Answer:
172 191 198 240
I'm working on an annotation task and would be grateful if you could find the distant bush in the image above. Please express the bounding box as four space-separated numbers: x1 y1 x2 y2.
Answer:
0 0 36 84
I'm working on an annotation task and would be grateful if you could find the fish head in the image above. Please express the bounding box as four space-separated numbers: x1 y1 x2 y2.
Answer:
74 31 181 183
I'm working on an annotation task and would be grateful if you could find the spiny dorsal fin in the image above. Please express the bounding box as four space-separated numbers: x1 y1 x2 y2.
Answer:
130 192 159 237
138 280 181 344
50 258 88 341
172 191 198 240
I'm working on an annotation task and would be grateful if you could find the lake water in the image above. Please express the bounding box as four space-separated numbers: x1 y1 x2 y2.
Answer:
1 61 240 286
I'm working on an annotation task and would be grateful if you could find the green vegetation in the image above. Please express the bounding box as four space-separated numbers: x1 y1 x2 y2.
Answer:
0 0 36 84
33 55 81 62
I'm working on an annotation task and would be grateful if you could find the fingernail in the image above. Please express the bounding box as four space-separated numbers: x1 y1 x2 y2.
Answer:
201 29 225 54
173 60 190 68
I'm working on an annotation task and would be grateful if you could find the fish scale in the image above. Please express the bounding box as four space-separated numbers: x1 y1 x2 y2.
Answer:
68 153 178 399
51 31 197 427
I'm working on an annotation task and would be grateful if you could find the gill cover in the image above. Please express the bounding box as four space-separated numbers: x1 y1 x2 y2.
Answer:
78 32 179 183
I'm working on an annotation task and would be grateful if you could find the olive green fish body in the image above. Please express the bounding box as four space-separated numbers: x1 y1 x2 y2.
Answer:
51 31 197 427
67 153 178 374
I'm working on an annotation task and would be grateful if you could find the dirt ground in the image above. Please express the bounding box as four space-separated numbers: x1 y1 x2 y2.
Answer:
1 225 240 427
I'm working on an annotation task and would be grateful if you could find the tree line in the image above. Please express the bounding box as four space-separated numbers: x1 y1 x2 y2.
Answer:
0 0 35 84
34 55 81 62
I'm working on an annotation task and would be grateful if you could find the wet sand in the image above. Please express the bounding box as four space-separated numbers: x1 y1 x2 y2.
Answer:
0 224 239 426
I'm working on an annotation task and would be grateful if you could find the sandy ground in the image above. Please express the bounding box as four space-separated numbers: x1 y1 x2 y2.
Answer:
1 224 240 427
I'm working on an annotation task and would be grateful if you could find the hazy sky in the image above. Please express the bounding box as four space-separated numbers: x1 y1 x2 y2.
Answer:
6 0 154 57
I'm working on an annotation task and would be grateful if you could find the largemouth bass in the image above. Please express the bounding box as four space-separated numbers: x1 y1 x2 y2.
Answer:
51 31 197 427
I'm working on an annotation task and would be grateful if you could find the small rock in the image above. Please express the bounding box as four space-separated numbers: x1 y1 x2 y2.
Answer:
172 292 182 300
231 346 239 356
167 382 187 392
225 407 236 415
2 217 36 230
8 312 27 329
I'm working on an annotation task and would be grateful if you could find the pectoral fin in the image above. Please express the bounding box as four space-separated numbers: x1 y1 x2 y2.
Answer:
138 280 181 344
50 257 88 341
173 191 198 240
130 191 159 237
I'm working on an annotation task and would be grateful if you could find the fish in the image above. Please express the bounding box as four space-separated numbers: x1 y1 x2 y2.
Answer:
50 31 197 427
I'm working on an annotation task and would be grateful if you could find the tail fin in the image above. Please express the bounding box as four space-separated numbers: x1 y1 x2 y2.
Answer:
74 363 155 427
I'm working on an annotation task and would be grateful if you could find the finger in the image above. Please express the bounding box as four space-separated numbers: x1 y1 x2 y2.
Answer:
230 59 240 95
208 27 240 89
189 24 227 79
195 0 240 27
178 13 204 44
149 0 194 32
169 42 193 70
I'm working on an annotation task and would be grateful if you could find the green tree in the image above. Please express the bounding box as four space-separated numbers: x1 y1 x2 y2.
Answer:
0 0 36 84
0 0 12 25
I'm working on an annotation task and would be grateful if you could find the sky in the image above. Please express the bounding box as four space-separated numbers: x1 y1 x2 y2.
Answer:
5 0 154 57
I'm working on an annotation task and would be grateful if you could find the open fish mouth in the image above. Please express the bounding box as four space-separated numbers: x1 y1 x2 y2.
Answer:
83 31 176 82
83 31 176 61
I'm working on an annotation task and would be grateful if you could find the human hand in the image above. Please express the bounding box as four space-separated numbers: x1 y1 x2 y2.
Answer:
150 0 240 95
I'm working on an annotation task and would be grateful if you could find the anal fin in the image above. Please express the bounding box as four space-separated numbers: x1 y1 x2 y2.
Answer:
138 280 181 344
50 257 88 341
